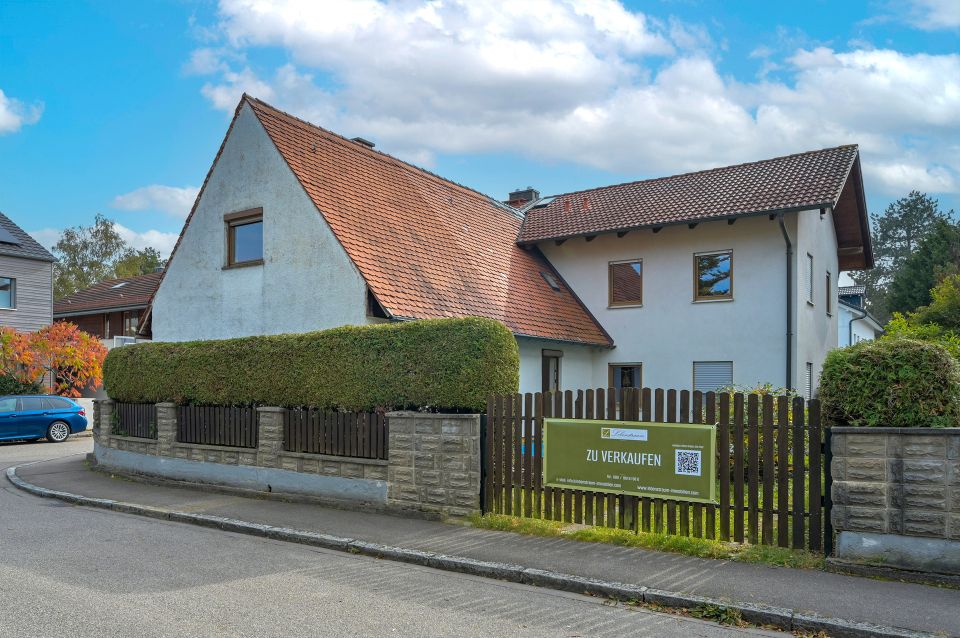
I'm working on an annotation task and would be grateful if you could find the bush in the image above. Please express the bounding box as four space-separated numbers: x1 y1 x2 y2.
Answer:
103 317 519 412
819 338 960 428
0 374 42 395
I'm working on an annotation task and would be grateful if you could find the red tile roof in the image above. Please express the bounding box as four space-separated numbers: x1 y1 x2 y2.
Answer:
242 97 611 346
519 145 863 244
54 272 162 316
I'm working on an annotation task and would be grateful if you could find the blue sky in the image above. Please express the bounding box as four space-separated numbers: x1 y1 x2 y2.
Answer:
1 0 957 257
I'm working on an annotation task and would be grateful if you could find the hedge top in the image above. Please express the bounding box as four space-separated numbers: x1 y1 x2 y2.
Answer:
819 338 960 428
103 317 519 412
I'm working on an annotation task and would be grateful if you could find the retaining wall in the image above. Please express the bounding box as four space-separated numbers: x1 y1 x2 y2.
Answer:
93 400 480 518
831 427 960 574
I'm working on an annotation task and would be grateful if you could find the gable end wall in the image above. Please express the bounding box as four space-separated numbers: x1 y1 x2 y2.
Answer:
152 104 372 342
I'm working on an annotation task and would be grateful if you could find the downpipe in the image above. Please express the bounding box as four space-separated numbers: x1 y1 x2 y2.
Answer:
777 213 793 391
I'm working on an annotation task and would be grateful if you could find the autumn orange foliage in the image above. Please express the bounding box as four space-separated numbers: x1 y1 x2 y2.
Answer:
0 322 108 398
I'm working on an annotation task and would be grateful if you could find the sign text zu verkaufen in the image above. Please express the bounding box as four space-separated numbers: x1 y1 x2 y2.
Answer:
542 418 717 504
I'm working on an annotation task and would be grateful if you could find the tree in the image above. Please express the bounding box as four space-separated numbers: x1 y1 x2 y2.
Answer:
909 274 960 332
849 191 951 320
51 214 166 298
0 322 108 397
886 219 960 316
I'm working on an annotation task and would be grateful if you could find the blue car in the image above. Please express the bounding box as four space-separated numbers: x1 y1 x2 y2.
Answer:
0 395 88 443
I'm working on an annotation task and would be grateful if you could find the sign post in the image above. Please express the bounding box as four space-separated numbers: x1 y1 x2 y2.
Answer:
543 418 717 504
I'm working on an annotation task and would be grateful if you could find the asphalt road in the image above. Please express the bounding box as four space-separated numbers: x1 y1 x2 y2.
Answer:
0 438 786 637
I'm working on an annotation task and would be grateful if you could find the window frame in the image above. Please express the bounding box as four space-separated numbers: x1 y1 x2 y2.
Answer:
541 349 563 394
608 259 643 308
825 271 832 316
692 360 734 394
0 276 16 310
224 208 264 268
805 253 814 305
805 362 814 399
122 310 141 337
693 250 733 302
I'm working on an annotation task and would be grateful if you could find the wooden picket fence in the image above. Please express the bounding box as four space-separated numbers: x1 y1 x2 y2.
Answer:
114 402 158 439
283 409 388 460
177 405 258 449
483 388 829 553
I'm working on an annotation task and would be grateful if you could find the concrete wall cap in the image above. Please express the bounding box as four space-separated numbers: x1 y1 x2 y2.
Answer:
385 411 480 419
155 402 177 408
832 427 960 435
255 406 287 413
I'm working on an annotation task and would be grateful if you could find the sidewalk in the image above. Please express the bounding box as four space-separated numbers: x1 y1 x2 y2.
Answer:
14 455 960 637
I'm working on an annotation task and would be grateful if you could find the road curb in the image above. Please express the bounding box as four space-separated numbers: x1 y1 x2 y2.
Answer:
5 465 940 638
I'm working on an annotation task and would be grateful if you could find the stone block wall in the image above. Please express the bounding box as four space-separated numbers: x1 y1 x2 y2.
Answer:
831 427 960 573
94 401 479 517
386 411 481 517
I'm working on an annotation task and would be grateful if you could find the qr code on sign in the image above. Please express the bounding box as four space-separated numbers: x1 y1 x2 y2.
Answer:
675 449 702 476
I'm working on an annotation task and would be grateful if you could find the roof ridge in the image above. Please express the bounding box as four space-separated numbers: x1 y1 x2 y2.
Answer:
242 95 522 216
543 144 860 200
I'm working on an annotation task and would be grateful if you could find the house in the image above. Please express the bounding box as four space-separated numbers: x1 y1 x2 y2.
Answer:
837 285 884 347
53 271 161 348
0 211 54 333
148 95 873 399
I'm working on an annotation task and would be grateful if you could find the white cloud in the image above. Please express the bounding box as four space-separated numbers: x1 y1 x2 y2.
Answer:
0 89 42 134
27 228 61 252
29 224 179 258
112 223 179 257
192 0 960 196
112 185 200 218
905 0 960 30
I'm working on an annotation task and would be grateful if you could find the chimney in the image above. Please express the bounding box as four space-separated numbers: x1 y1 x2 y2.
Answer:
351 137 375 149
507 186 540 207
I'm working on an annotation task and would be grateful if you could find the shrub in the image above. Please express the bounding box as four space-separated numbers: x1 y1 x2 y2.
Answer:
0 374 42 395
819 338 960 428
103 317 519 412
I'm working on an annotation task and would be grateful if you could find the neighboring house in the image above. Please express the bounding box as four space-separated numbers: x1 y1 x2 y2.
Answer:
837 285 884 347
53 271 161 348
0 211 54 333
149 95 873 399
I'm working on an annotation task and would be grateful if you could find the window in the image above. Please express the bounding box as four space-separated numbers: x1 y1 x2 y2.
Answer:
104 313 111 339
43 397 73 409
542 349 562 393
122 310 140 337
805 253 814 304
694 251 732 301
608 260 643 306
609 363 642 403
540 271 561 291
18 397 44 411
805 362 814 399
693 361 733 393
0 277 15 309
825 271 832 315
0 397 16 412
225 208 264 266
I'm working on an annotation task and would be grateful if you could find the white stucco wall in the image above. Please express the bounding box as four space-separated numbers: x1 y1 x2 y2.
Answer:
794 208 840 396
838 304 881 347
537 212 838 394
517 336 599 396
152 104 372 342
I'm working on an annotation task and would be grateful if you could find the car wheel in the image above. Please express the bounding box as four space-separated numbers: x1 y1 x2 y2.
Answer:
47 421 71 443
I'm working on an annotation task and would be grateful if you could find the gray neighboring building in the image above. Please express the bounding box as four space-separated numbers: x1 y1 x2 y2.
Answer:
0 211 54 332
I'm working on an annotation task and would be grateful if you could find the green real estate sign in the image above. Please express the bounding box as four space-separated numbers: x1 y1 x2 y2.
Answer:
543 419 717 504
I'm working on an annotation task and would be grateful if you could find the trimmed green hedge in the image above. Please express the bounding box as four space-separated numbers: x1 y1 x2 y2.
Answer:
819 338 960 428
103 317 519 411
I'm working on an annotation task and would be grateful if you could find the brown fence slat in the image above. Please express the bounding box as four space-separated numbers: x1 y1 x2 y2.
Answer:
719 393 731 541
809 399 822 551
533 392 544 518
485 395 495 512
747 394 760 545
777 396 790 547
761 395 775 545
543 392 553 520
792 396 806 550
513 394 523 516
705 391 716 540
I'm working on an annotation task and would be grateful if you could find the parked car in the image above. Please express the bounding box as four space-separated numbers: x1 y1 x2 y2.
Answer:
0 395 88 443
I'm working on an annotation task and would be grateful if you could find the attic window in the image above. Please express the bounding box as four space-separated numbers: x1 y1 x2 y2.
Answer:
0 227 20 246
111 282 128 289
531 196 555 209
540 271 562 291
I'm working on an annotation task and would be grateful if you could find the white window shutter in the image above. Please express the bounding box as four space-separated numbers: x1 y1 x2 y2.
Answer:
693 361 733 393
